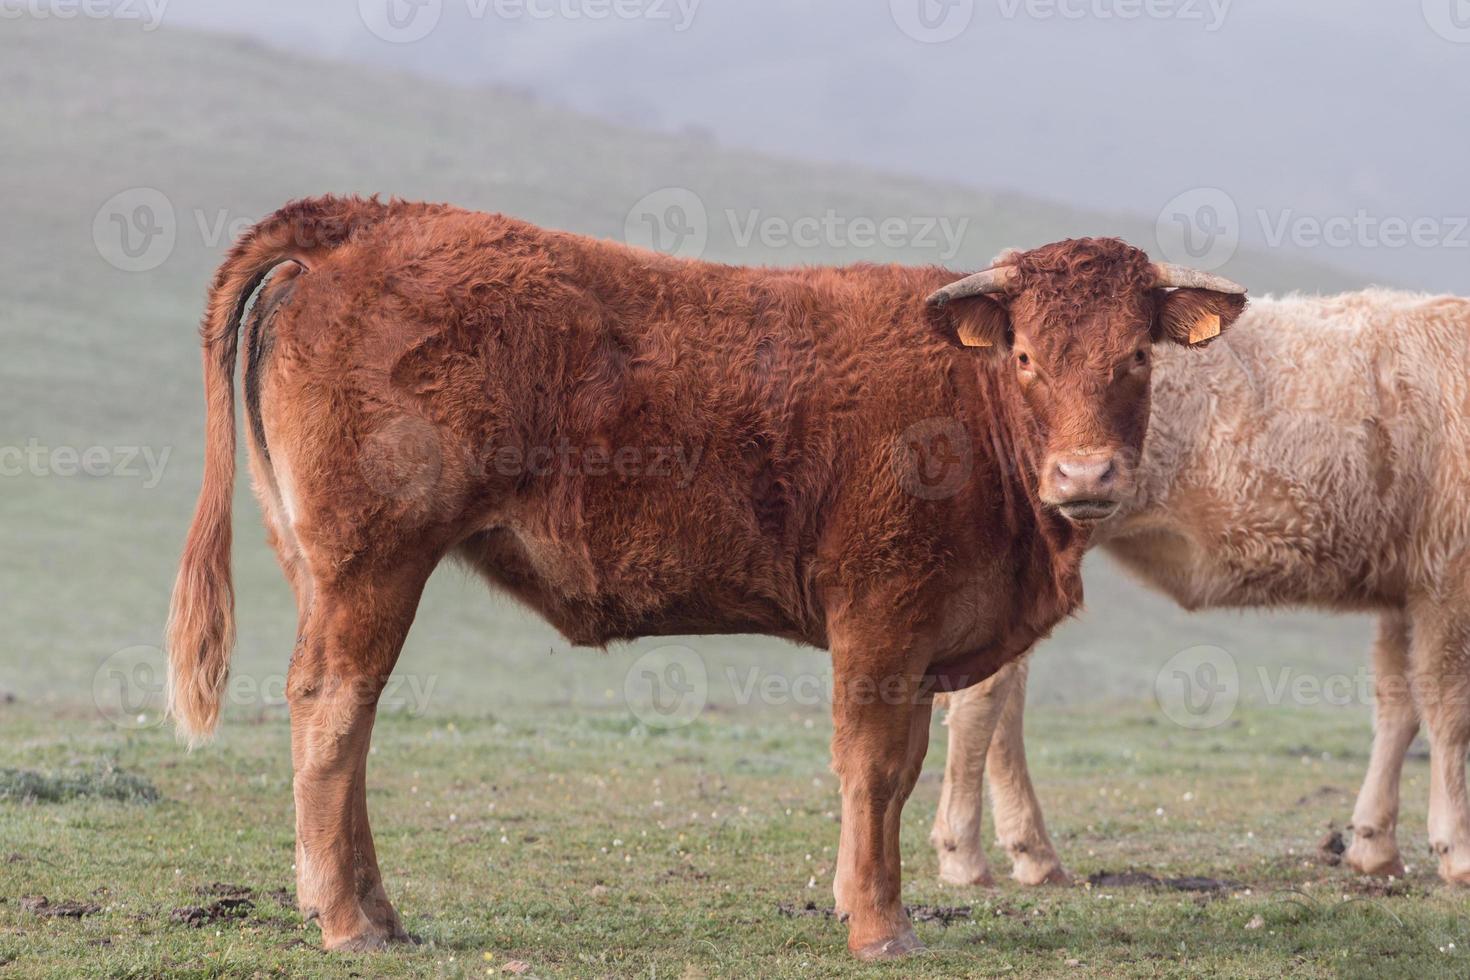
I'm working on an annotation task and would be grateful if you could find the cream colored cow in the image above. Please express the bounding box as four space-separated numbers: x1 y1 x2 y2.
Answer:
932 290 1470 887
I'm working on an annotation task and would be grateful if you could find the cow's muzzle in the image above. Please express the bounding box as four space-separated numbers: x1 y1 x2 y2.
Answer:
1042 452 1126 525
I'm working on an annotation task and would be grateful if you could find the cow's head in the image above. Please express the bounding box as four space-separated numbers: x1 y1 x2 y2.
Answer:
928 237 1247 525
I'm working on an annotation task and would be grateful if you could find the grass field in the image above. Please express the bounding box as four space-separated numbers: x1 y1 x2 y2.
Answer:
2 15 1455 980
3 698 1465 979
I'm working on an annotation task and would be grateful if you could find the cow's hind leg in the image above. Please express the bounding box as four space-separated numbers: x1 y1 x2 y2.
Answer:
288 561 435 949
1408 598 1470 885
931 666 1014 886
1347 611 1416 877
985 658 1067 885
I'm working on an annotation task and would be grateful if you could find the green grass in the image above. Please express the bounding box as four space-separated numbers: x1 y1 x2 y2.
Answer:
2 698 1464 979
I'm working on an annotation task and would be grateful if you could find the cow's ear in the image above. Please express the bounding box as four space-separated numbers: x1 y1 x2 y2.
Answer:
1155 288 1248 348
929 294 1011 352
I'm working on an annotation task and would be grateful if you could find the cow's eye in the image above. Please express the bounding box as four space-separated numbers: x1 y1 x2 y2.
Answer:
1017 352 1031 367
1134 350 1148 366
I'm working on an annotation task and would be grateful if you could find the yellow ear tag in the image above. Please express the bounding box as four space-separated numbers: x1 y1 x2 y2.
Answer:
1188 314 1222 345
957 322 994 348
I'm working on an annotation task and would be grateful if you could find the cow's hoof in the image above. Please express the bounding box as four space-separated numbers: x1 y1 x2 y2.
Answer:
1439 865 1470 886
324 925 412 952
1345 841 1405 878
1434 849 1470 886
1345 825 1404 878
936 848 995 887
1012 855 1071 887
851 927 923 961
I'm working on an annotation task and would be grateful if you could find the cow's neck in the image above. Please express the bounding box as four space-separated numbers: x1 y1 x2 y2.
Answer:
979 362 1089 628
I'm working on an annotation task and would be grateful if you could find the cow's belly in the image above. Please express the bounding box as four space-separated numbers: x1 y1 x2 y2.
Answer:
455 526 819 649
1101 522 1400 612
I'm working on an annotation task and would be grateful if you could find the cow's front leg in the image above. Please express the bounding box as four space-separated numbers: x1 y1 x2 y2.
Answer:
830 663 931 961
288 569 426 950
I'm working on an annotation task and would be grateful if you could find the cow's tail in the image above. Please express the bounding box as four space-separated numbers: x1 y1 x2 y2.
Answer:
166 195 390 744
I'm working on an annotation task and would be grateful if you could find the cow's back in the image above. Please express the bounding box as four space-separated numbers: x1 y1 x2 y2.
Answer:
1098 290 1470 610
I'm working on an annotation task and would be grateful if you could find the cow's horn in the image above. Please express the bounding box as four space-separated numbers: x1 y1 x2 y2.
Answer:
1151 263 1247 294
926 265 1020 306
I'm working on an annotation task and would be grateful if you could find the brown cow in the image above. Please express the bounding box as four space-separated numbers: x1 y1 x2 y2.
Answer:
165 196 1245 959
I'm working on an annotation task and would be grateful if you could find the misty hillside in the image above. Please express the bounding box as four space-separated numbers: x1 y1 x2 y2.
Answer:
163 0 1470 294
1 18 1373 716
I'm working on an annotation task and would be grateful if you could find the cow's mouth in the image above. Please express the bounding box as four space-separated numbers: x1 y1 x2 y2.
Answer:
1056 500 1120 524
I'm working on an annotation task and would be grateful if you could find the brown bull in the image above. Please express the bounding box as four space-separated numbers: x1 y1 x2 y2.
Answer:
165 196 1245 959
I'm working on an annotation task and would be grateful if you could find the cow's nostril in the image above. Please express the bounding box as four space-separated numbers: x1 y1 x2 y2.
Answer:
1053 455 1116 493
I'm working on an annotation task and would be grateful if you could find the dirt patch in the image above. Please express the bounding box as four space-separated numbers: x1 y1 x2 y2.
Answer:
1087 871 1238 893
21 895 101 919
196 882 253 900
777 902 973 926
906 905 973 926
1343 877 1419 898
170 897 255 927
264 887 295 908
1317 827 1346 866
777 901 833 919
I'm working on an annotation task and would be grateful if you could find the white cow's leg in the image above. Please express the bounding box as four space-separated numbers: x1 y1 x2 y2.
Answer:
985 658 1068 885
1409 599 1470 885
930 661 1021 886
1347 611 1416 876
